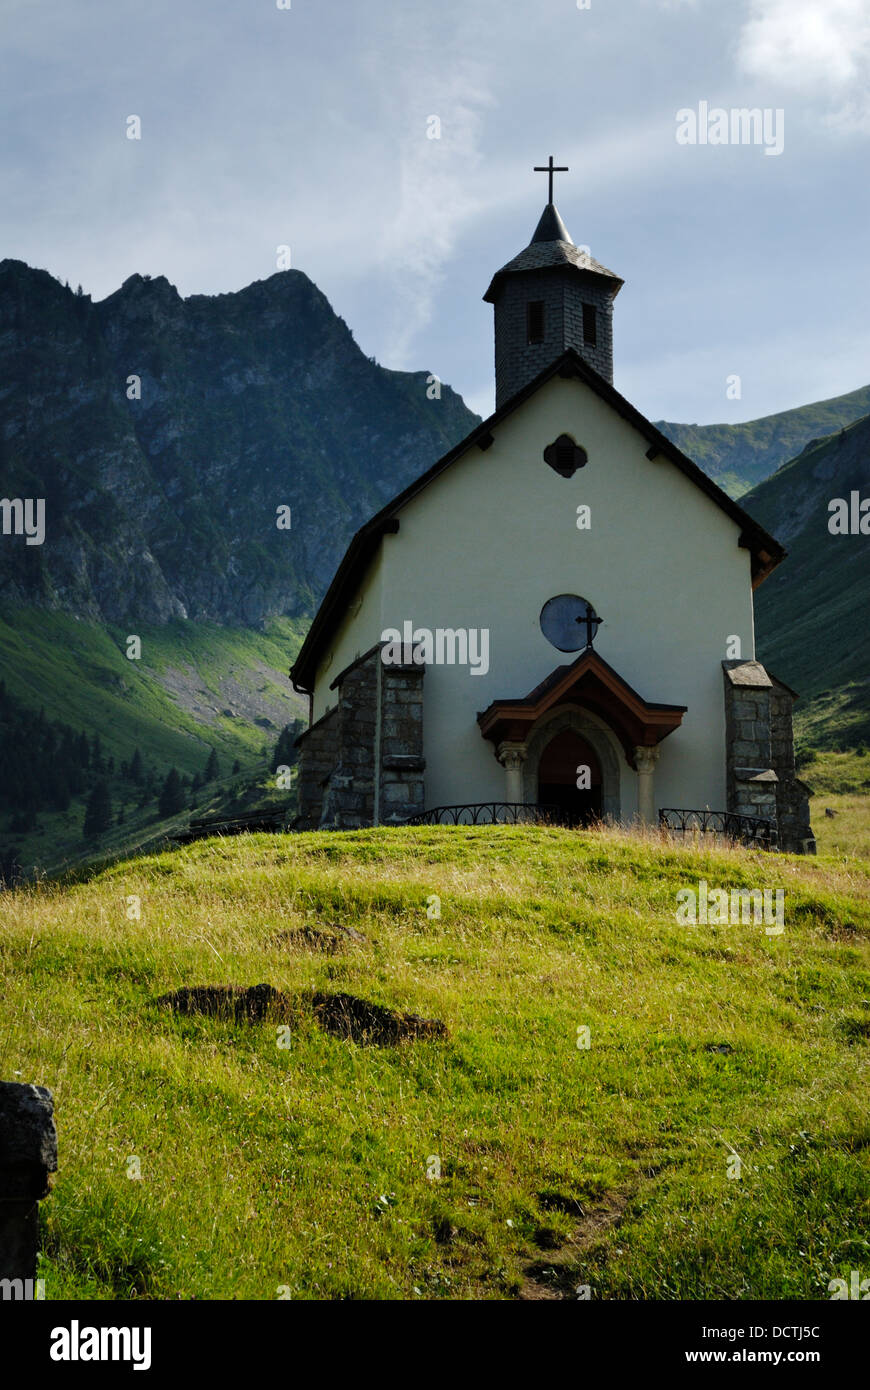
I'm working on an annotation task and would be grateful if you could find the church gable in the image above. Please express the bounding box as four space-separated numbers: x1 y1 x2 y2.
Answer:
292 350 784 695
386 365 755 567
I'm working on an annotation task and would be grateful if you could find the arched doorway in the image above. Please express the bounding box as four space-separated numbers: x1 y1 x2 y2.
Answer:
537 729 603 827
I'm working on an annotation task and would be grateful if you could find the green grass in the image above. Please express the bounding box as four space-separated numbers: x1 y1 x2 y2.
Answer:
795 685 870 755
13 764 297 884
798 750 870 859
0 607 306 771
800 748 870 798
810 792 870 861
0 607 306 872
2 823 868 1300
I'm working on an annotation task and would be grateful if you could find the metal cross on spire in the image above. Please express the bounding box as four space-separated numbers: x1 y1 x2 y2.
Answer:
534 155 569 204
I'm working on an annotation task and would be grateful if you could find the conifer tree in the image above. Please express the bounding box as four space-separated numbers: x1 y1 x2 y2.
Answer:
271 722 302 772
158 767 186 818
83 780 112 838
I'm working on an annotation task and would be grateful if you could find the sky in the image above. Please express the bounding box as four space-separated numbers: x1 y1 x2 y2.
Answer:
2 0 869 423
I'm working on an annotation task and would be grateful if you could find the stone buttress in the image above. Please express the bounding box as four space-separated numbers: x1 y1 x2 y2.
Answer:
296 644 425 829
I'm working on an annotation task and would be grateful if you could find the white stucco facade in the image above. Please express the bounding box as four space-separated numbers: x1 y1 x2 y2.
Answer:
309 372 757 822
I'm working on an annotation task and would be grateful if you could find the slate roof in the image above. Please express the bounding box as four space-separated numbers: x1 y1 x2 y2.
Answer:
530 203 573 244
483 202 623 302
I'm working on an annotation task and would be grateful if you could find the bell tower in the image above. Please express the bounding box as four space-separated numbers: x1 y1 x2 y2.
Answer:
483 157 623 409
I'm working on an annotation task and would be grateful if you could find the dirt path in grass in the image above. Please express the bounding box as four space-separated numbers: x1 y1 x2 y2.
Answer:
517 1190 632 1301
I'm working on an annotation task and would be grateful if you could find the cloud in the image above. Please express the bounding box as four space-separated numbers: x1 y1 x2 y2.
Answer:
375 48 494 368
736 0 870 131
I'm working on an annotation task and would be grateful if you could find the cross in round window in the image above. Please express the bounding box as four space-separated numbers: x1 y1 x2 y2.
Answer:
540 594 602 652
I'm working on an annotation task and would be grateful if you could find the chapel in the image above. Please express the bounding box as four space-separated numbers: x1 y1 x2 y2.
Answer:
290 163 814 853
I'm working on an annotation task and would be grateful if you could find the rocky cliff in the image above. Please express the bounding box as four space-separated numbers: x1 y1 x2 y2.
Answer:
0 260 479 626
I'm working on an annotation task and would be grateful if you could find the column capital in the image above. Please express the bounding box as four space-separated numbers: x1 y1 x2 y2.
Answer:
497 741 527 772
634 744 660 775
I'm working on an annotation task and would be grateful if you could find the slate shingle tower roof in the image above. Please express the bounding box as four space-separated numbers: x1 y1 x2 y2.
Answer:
483 202 623 302
484 199 623 404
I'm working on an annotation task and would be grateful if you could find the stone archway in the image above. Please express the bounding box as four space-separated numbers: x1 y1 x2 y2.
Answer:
480 649 685 824
522 706 621 821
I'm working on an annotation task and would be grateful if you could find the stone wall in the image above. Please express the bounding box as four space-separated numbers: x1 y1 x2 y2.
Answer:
722 660 779 836
320 651 378 829
722 659 815 853
295 645 426 830
295 706 339 828
379 661 425 824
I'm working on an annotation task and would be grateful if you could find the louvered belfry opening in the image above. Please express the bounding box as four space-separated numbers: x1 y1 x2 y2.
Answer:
526 300 545 344
543 433 588 478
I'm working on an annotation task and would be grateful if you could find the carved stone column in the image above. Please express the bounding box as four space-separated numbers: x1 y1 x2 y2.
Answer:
634 745 660 825
497 743 527 805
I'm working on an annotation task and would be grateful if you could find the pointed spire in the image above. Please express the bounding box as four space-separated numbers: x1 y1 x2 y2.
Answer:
530 203 573 245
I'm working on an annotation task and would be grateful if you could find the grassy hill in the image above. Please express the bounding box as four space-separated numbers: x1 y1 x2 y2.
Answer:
4 824 868 1300
747 414 870 751
657 382 870 498
803 750 870 860
0 608 307 876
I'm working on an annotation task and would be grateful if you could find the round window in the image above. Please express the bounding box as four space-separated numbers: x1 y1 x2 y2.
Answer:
539 594 601 652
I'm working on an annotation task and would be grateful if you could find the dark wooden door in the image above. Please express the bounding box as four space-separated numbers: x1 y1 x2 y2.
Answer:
537 729 603 827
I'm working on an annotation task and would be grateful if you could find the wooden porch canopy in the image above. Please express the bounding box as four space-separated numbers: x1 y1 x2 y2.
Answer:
477 649 686 769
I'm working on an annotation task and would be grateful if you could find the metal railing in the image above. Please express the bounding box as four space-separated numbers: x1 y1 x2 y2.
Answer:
658 807 775 850
405 802 563 826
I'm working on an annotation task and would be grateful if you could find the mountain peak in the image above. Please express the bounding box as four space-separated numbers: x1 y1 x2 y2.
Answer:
114 273 181 300
0 261 479 629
